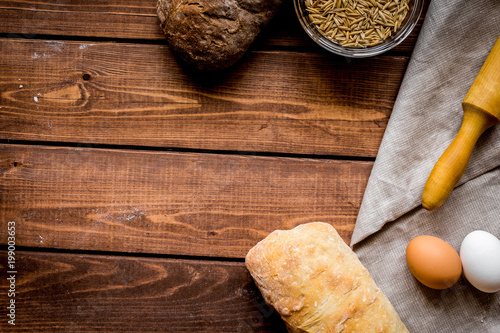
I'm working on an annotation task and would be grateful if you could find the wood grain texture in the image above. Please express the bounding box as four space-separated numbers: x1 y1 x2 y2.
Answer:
0 144 371 257
0 0 430 53
0 0 161 40
0 38 405 157
0 251 288 332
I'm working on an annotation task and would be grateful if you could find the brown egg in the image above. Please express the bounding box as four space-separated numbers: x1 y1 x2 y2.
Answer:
406 235 462 289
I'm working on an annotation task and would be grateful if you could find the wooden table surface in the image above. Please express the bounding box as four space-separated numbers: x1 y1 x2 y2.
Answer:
1 0 430 331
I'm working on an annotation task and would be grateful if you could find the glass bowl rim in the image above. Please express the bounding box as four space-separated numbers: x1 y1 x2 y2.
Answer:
293 0 424 58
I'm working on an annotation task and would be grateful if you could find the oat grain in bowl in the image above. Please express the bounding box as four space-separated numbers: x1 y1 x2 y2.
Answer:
305 0 410 48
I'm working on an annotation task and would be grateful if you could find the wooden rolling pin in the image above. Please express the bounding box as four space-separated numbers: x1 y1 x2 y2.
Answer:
422 35 500 211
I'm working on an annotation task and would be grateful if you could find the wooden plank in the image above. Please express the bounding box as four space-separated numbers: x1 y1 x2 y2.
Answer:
0 144 371 257
0 38 404 157
0 0 162 40
0 251 288 332
0 0 429 53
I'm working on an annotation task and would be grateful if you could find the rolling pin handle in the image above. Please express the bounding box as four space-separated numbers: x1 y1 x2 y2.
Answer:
422 106 498 211
422 35 500 211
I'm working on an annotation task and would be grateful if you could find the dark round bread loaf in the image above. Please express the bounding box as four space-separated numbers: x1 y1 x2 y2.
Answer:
157 0 284 71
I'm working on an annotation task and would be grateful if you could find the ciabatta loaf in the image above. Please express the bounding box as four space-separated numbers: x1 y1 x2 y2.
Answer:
245 222 409 332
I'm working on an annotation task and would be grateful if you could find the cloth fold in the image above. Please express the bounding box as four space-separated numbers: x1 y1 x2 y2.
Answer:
351 0 500 331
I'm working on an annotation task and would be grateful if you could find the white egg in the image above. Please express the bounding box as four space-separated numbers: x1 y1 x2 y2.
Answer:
460 230 500 293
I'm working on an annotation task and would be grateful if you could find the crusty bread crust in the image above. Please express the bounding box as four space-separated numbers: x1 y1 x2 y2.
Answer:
245 222 409 332
157 0 283 71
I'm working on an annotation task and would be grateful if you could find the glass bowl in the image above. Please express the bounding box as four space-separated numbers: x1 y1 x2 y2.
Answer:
293 0 424 58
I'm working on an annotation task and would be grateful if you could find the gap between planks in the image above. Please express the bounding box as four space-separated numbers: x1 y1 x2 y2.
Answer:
0 139 377 162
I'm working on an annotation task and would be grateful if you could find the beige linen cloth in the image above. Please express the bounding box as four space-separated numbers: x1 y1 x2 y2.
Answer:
350 0 500 332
